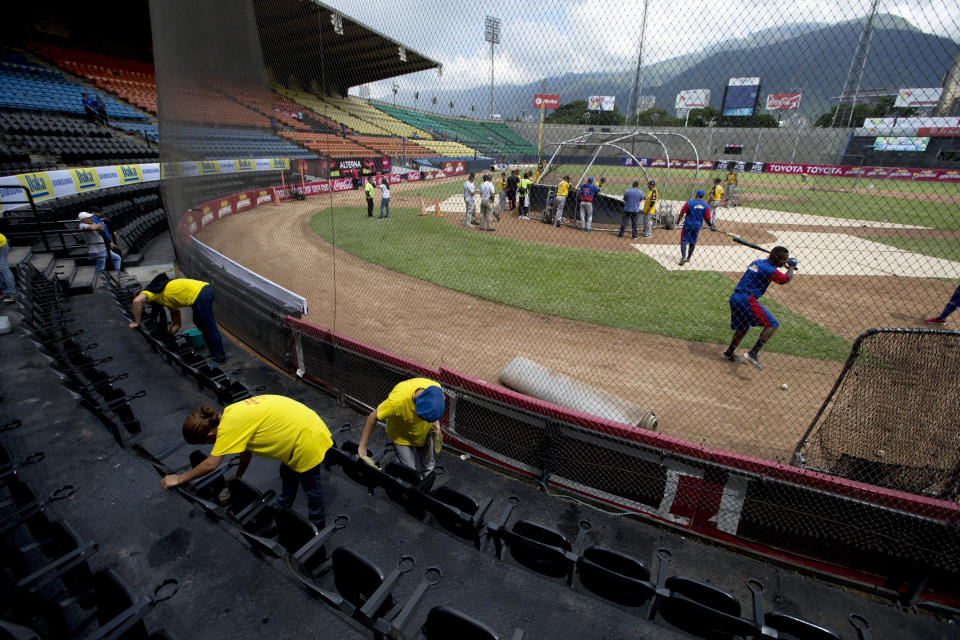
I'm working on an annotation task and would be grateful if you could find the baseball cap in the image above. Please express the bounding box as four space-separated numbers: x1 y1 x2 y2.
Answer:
587 176 594 183
414 386 445 421
648 180 656 186
714 177 721 182
696 189 705 197
78 212 93 219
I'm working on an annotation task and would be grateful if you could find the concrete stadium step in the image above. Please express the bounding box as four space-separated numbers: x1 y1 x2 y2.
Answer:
28 251 54 276
52 258 76 283
7 245 31 269
69 265 97 295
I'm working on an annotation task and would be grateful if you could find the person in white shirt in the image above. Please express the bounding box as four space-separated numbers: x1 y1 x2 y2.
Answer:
378 179 391 219
463 173 477 227
478 174 498 231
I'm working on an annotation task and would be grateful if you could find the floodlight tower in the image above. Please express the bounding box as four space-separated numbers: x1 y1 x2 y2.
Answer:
485 16 501 118
832 0 880 128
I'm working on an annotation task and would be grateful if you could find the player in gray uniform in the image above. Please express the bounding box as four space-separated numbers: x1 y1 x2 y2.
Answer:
463 173 476 227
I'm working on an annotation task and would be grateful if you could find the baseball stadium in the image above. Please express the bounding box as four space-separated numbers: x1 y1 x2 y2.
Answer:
0 0 958 637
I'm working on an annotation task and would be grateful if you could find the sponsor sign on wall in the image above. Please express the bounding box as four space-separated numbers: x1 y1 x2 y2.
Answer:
714 160 766 173
764 162 960 182
441 161 466 175
874 137 930 152
722 77 761 117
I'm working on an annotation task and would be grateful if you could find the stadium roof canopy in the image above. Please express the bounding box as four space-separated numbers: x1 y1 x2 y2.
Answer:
252 0 441 96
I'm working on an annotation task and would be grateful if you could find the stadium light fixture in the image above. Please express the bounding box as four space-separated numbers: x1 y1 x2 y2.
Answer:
484 16 501 119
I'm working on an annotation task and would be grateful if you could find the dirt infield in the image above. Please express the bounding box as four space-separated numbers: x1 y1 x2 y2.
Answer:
197 178 954 462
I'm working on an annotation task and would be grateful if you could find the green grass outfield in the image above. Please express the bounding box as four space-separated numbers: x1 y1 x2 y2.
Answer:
310 204 850 361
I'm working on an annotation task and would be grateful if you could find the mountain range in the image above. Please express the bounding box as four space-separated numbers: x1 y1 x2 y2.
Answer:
420 14 958 121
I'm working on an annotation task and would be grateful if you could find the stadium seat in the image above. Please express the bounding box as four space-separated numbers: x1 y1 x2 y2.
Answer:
427 485 492 547
764 611 842 640
653 575 759 639
331 547 397 617
576 546 653 606
421 605 524 640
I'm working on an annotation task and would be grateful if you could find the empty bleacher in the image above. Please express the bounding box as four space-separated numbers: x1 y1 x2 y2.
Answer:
325 95 431 140
28 43 158 114
162 126 312 159
278 130 372 157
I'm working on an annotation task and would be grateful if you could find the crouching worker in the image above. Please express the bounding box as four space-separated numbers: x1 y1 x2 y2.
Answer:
161 396 333 529
128 274 226 363
357 378 445 475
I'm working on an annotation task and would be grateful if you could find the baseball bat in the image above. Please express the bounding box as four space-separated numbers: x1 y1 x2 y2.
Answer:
720 231 768 253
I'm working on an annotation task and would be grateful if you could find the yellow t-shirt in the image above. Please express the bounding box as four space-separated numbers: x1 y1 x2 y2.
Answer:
143 278 207 310
642 188 658 215
211 395 332 472
364 182 374 198
377 377 442 447
726 172 737 185
708 185 724 201
496 178 506 190
556 181 570 197
0 232 6 248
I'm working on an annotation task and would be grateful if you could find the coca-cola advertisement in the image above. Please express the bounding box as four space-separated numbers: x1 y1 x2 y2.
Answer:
765 92 802 110
441 161 466 175
406 171 421 181
331 178 354 192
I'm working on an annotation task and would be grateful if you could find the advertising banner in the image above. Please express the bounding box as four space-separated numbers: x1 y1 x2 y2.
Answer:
587 95 615 111
675 89 711 110
765 92 802 110
874 137 930 152
714 160 766 173
764 162 960 183
0 158 290 212
441 161 466 175
534 94 560 109
331 178 354 192
895 88 942 108
858 116 960 137
406 171 421 181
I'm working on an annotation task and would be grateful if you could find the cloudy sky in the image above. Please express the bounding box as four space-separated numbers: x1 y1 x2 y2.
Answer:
323 0 960 105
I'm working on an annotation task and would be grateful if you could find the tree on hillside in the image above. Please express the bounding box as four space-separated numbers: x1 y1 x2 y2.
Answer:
635 107 679 127
813 97 915 128
685 106 721 127
544 100 626 125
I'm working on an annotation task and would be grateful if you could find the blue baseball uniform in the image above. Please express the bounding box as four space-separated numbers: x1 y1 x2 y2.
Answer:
679 198 710 246
579 183 599 201
729 259 789 330
578 183 600 231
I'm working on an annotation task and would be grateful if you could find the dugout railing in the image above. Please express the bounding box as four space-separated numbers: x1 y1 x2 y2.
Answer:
168 181 960 611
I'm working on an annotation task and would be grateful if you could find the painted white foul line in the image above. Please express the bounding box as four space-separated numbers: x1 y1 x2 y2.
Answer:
633 231 960 278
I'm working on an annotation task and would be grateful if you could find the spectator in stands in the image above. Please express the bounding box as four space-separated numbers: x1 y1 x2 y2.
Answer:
162 396 333 530
87 207 121 272
81 93 98 124
506 170 519 211
77 212 110 273
93 95 108 125
463 172 477 227
357 378 444 475
378 179 391 219
128 275 227 363
364 178 375 218
0 231 15 304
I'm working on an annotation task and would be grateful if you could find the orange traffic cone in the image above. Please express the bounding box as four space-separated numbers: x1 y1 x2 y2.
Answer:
433 199 442 217
418 196 428 216
271 187 281 207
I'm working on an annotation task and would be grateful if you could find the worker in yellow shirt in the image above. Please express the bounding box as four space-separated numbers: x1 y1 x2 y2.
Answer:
706 177 724 231
496 172 507 213
553 175 571 227
128 274 226 363
162 396 333 529
517 173 532 219
364 178 375 218
640 180 658 238
358 377 444 475
0 231 15 304
725 169 738 205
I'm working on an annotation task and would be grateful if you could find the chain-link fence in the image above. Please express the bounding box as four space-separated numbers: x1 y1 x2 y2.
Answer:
146 0 960 599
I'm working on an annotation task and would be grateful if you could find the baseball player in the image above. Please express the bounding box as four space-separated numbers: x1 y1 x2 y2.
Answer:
463 172 477 227
925 285 960 325
675 190 711 265
496 172 507 213
725 169 737 205
723 246 798 370
358 378 445 475
640 180 658 238
554 175 571 226
706 178 724 230
479 174 497 231
578 176 599 231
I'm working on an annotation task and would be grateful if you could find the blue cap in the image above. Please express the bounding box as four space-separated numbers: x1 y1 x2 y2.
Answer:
415 386 445 421
587 176 594 183
696 189 705 197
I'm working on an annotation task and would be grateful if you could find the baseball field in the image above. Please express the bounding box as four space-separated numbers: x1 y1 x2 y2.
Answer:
198 172 959 463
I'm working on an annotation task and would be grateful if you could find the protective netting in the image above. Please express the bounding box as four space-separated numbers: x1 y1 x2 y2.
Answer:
798 328 960 498
143 0 960 583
